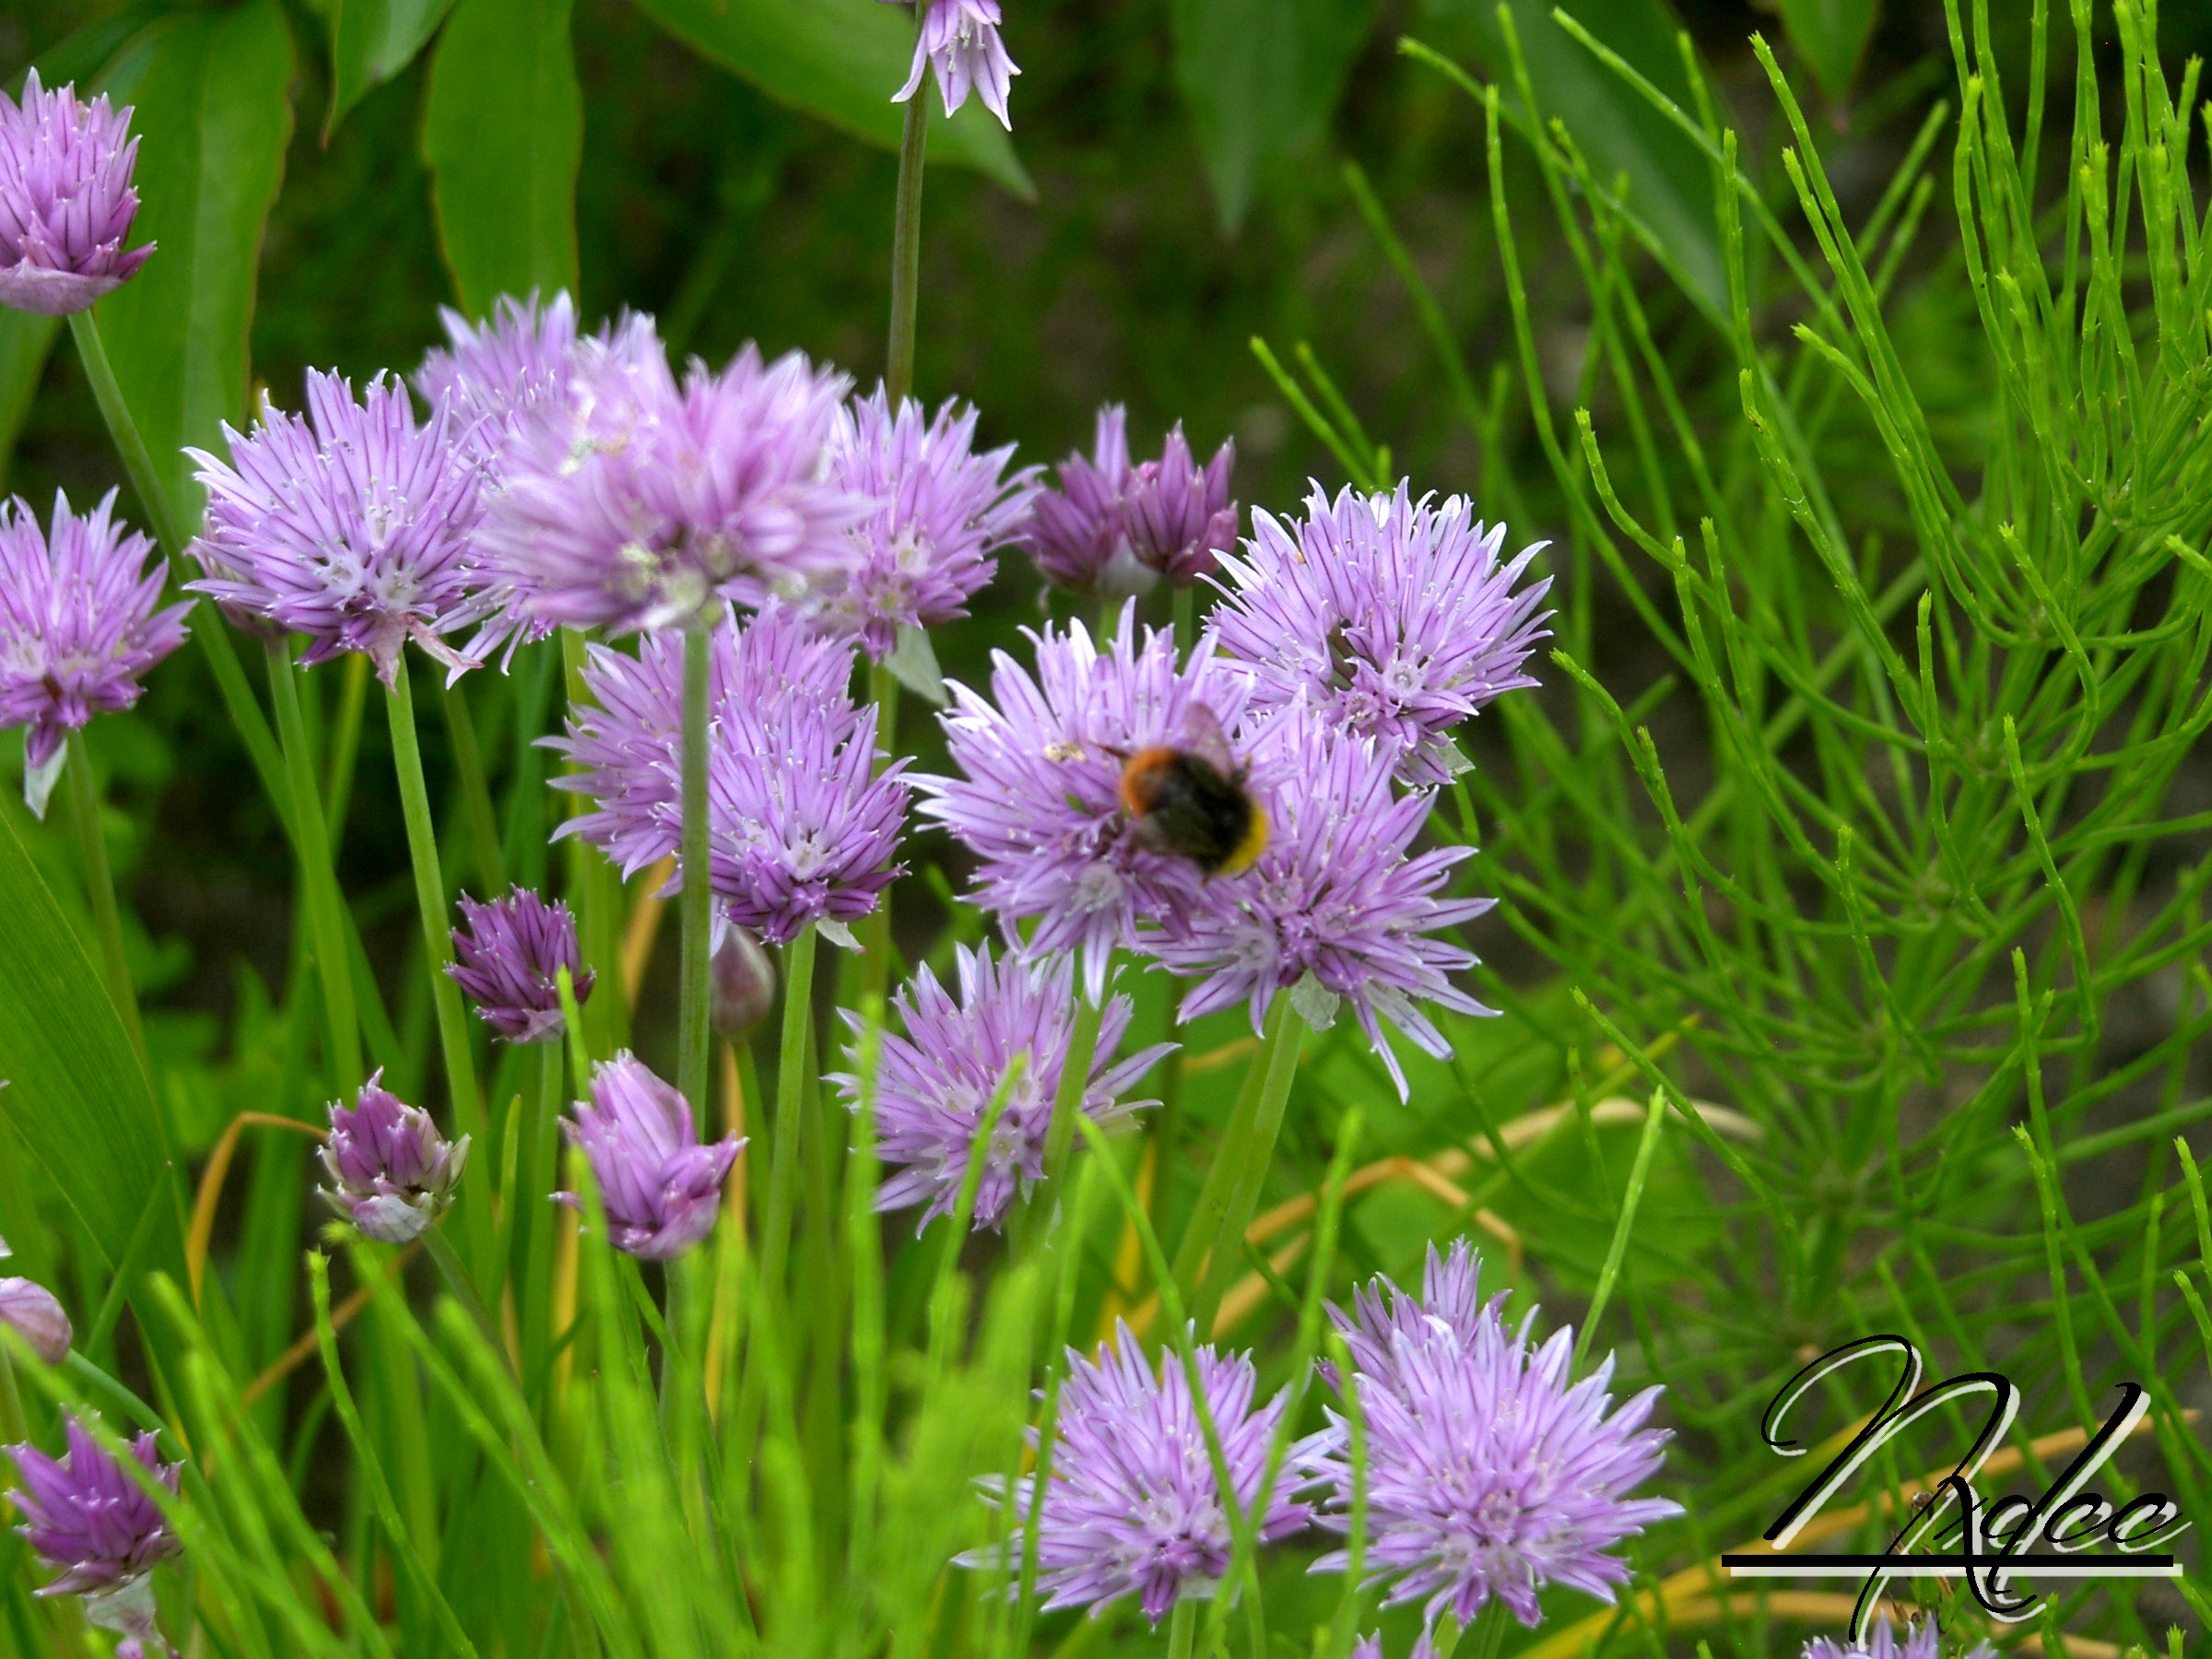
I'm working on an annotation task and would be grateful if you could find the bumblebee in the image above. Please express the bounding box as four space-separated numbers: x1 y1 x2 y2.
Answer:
1116 704 1268 877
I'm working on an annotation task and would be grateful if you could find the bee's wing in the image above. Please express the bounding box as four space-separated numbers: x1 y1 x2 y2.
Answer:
1179 700 1238 776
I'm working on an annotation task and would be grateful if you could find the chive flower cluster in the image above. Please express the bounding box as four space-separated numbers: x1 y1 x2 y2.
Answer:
963 1244 1678 1632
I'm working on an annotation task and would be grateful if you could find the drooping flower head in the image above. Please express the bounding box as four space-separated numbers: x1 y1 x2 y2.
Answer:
1124 425 1236 587
0 1277 71 1365
321 1072 471 1244
888 0 1018 129
550 605 907 944
1148 707 1492 1098
1019 408 1238 596
448 887 594 1043
1804 1618 1994 1659
559 1052 740 1261
1018 406 1150 600
832 945 1172 1231
915 606 1254 999
811 388 1035 659
7 1416 181 1595
1303 1243 1681 1636
188 371 491 684
1210 483 1551 785
963 1325 1310 1622
0 489 186 815
477 338 866 633
0 73 152 315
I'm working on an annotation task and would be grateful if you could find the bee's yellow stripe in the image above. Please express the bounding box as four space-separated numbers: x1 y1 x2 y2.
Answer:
1217 801 1269 877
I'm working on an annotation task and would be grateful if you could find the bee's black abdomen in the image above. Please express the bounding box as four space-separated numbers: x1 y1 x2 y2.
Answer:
1119 747 1268 875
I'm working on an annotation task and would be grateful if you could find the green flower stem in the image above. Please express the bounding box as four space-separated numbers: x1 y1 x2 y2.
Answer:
559 629 627 1057
386 653 490 1278
885 52 930 406
677 625 713 1122
1172 582 1195 653
1164 1597 1196 1659
518 1038 565 1394
1176 996 1302 1328
421 1221 512 1378
67 310 293 841
266 641 363 1089
321 653 371 855
63 731 144 1064
854 657 901 1007
756 924 818 1307
440 675 507 896
1014 984 1106 1254
66 311 182 562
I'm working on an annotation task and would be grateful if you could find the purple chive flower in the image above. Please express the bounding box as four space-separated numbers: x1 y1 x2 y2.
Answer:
0 489 187 816
811 389 1036 659
477 337 866 633
1148 707 1491 1098
1124 426 1237 587
418 294 666 664
831 945 1172 1232
706 685 910 945
559 1052 740 1261
551 605 906 944
321 1072 471 1244
6 1416 180 1595
1018 406 1151 600
1804 1618 1994 1659
1303 1242 1681 1636
0 1277 71 1365
447 887 594 1043
188 371 493 685
1020 408 1240 597
889 0 1018 129
0 73 152 315
551 604 858 879
915 606 1255 1000
1210 483 1551 786
963 1326 1310 1622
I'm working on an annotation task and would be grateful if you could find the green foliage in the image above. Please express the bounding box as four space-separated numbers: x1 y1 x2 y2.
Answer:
0 0 2208 1656
90 0 294 530
423 0 583 314
1171 0 1377 229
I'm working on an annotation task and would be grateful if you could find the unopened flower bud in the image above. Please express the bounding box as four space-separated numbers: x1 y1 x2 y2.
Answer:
559 1053 741 1262
710 925 777 1034
320 1071 469 1244
0 1277 71 1364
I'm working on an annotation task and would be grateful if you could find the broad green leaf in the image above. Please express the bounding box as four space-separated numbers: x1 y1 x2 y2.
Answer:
90 0 295 534
328 0 460 135
422 0 582 315
1777 0 1878 106
0 809 182 1282
0 313 58 488
1431 0 1727 323
1171 0 1376 229
632 0 1031 199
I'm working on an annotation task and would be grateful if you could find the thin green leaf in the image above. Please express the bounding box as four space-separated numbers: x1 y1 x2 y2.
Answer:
88 0 294 531
328 0 459 135
1171 0 1375 229
0 809 182 1285
1777 0 1879 107
422 0 582 314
